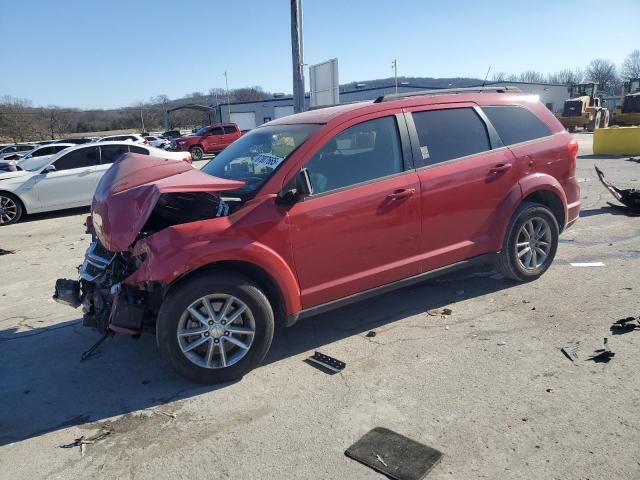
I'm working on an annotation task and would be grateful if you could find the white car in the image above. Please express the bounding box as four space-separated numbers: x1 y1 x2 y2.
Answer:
144 135 170 149
0 144 37 161
0 142 191 225
0 143 74 171
97 134 147 144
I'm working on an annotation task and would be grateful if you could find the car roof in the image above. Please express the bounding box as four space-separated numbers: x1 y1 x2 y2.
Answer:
266 91 542 127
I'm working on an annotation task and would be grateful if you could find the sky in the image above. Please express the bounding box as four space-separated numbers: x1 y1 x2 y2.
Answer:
2 0 639 109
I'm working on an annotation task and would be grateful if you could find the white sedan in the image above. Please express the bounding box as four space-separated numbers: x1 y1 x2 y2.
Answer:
0 142 191 225
0 143 74 171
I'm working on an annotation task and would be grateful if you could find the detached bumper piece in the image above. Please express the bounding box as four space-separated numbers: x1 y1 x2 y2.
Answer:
595 166 640 215
53 279 81 308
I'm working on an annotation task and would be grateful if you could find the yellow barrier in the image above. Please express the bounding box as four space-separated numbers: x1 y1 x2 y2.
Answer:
593 126 640 155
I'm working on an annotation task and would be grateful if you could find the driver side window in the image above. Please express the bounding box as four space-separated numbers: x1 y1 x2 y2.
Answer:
304 116 404 195
54 147 100 170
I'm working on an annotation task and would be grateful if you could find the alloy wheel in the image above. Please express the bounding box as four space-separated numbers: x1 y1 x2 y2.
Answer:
515 216 552 270
0 196 18 224
176 294 256 369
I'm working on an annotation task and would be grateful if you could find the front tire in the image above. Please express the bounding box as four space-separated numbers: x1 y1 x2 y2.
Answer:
0 193 23 225
156 272 274 384
189 145 204 160
495 202 559 282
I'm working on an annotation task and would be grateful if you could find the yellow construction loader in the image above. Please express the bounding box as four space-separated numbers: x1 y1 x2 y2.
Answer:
557 83 610 132
611 78 640 126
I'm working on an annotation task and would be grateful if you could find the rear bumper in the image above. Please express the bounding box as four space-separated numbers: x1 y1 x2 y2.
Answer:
566 199 581 229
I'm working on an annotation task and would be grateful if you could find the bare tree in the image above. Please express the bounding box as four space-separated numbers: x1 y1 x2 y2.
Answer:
231 86 269 102
620 49 640 80
548 68 583 85
0 96 34 142
517 70 546 83
492 71 507 82
586 59 618 93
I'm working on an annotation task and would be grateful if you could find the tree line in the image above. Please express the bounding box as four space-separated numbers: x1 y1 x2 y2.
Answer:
0 86 271 143
492 50 640 95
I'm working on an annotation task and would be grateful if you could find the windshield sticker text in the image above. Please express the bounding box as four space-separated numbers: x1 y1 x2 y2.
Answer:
253 153 284 169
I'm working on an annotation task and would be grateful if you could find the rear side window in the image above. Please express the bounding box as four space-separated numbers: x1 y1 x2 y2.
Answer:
129 146 149 155
482 106 552 145
32 146 54 157
304 116 404 194
211 127 224 135
411 108 490 166
223 126 237 134
100 145 129 164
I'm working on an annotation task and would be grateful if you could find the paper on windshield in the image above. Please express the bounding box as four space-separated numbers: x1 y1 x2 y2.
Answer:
253 153 284 169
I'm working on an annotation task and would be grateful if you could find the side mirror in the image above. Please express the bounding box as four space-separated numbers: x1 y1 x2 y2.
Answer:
276 168 313 205
295 168 313 196
43 164 56 173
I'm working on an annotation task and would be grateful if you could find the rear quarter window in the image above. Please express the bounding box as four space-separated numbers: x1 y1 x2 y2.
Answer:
482 106 552 145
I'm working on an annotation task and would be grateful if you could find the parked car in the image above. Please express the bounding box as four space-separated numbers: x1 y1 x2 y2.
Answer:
53 87 580 384
0 142 190 225
0 144 36 160
98 134 148 145
162 130 182 139
53 137 94 145
0 143 74 172
144 135 170 149
172 123 242 160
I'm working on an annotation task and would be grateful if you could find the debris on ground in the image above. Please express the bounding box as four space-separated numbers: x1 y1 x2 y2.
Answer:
496 341 507 347
60 428 112 457
426 308 453 317
152 409 177 419
522 299 531 304
80 332 111 362
610 317 639 335
560 340 580 362
587 337 615 363
305 351 346 374
0 248 15 256
595 166 640 215
570 262 605 267
345 427 443 480
366 331 377 338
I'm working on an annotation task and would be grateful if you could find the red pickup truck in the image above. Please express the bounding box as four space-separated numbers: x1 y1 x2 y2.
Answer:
172 123 242 160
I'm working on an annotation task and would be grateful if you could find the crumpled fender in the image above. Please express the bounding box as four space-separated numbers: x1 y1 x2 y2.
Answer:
124 222 302 315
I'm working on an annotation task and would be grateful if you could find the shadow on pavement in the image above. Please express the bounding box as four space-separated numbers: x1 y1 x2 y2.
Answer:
579 206 633 218
0 265 514 446
21 206 90 224
577 154 625 160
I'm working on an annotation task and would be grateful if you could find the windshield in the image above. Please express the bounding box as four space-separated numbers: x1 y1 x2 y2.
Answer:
201 124 320 197
194 127 209 136
570 84 594 98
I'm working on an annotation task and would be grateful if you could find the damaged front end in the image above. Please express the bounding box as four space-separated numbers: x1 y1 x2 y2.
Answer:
54 233 158 334
53 152 246 336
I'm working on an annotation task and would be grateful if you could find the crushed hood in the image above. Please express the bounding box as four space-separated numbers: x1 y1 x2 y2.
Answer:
92 153 244 252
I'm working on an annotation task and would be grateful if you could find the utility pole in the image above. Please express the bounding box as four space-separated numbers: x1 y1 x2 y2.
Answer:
290 0 305 113
140 108 145 133
223 71 231 121
392 59 398 95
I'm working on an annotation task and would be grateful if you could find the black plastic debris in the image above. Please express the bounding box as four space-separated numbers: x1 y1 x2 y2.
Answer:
345 427 443 480
587 337 615 363
305 351 346 374
0 248 15 256
595 166 640 215
366 331 377 338
610 317 639 335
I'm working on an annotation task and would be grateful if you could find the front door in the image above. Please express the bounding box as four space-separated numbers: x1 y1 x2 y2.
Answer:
35 146 102 209
405 104 517 271
288 114 422 308
202 126 225 153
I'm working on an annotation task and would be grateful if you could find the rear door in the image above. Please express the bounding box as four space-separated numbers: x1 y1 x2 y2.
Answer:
288 114 421 308
405 104 517 271
221 125 239 149
34 146 101 208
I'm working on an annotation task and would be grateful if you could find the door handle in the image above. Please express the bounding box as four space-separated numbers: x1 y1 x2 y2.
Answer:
488 163 512 175
387 188 415 200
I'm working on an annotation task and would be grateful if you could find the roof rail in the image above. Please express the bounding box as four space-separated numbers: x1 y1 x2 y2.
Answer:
373 85 522 103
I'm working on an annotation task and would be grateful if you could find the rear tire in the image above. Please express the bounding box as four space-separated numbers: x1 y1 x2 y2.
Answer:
494 202 559 282
156 271 274 384
189 146 204 160
0 192 23 226
587 111 600 132
600 109 610 128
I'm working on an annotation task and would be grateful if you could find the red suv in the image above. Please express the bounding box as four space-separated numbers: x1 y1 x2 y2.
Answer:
172 123 242 160
54 87 580 384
